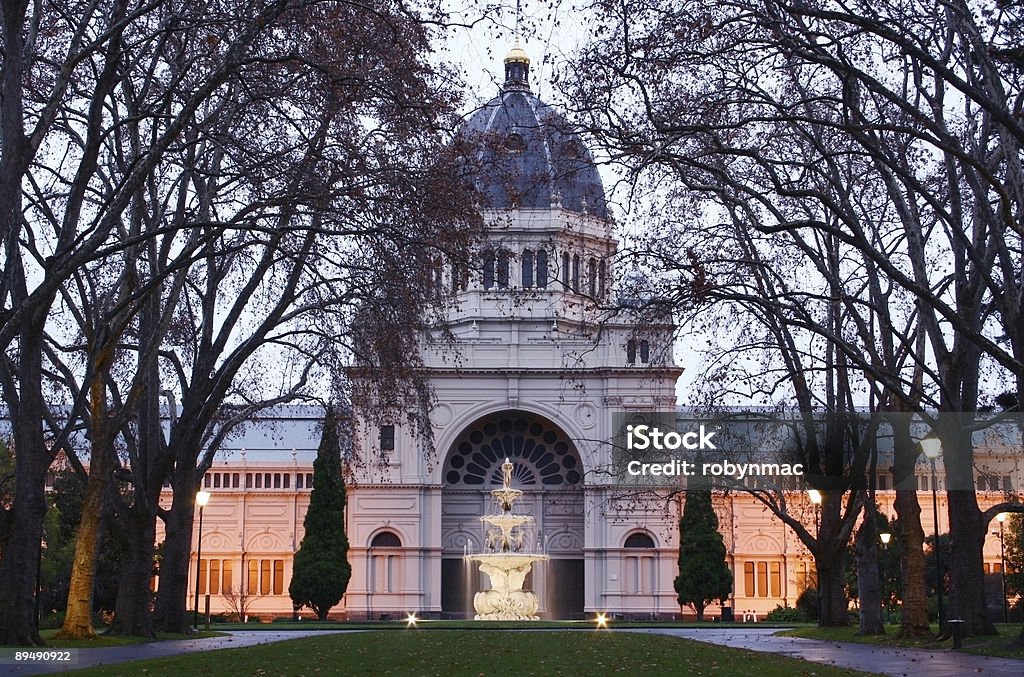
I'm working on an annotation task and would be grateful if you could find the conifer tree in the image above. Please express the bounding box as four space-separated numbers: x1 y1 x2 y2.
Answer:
674 489 732 621
289 407 351 620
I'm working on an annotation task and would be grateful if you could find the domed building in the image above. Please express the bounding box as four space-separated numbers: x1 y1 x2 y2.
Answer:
343 45 683 619
169 47 1017 623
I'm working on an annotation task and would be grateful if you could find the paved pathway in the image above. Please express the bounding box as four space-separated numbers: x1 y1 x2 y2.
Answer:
1 630 355 675
629 627 1024 677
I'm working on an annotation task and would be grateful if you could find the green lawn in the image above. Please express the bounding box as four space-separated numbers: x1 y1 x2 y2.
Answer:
63 630 880 676
780 624 1024 660
39 629 223 649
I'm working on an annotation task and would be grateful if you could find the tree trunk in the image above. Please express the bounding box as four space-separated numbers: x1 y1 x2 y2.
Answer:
110 505 157 637
942 421 995 636
817 556 849 626
890 415 931 638
947 489 994 635
855 518 885 635
0 320 50 647
154 483 196 633
893 488 931 637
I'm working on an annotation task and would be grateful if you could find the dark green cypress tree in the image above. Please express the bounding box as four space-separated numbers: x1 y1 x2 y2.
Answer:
674 489 733 621
289 407 351 620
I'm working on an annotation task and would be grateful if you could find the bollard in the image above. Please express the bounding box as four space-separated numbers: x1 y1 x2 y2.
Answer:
948 619 966 649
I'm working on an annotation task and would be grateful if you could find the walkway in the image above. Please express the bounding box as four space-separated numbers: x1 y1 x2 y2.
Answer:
1 630 355 676
630 627 1024 677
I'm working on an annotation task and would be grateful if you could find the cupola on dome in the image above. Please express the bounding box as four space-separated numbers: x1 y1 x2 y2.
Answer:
459 45 608 219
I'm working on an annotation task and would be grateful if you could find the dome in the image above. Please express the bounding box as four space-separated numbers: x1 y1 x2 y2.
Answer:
459 49 608 219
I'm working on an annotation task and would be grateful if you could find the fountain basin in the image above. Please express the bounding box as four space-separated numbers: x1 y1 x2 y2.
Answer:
466 553 548 620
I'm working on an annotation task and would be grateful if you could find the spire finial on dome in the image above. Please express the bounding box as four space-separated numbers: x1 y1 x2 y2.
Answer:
503 39 531 91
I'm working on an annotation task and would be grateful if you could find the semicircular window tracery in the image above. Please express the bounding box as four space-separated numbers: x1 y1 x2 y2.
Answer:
444 413 583 488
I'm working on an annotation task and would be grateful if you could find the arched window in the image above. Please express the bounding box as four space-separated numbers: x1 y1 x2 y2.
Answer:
623 532 656 594
599 260 607 298
522 250 535 288
497 250 510 288
572 254 580 291
483 251 496 290
370 531 402 593
587 258 597 297
536 250 549 288
561 252 570 289
640 340 650 363
626 339 637 365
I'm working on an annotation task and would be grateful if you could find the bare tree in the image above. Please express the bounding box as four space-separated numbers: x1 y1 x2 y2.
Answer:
562 0 1024 635
1 0 481 644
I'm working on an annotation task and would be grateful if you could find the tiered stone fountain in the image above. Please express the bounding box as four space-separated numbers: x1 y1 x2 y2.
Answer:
465 457 547 620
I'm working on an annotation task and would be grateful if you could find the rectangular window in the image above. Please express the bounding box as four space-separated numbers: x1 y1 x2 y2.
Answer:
213 473 221 489
273 560 284 594
247 560 258 595
380 425 395 451
245 473 253 489
283 474 290 489
769 562 781 598
877 474 889 491
204 474 211 488
264 473 271 488
232 473 240 488
756 562 768 597
222 560 233 592
274 473 281 489
306 473 313 487
1005 476 1014 492
260 560 271 595
255 473 262 489
989 476 1001 492
198 559 208 595
296 473 303 489
744 562 755 597
210 559 220 594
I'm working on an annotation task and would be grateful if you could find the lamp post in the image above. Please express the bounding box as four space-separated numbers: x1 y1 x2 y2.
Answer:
193 490 211 630
920 436 943 626
880 532 892 546
996 513 1008 624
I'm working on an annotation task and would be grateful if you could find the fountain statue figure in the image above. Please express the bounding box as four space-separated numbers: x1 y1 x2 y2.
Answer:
465 457 548 620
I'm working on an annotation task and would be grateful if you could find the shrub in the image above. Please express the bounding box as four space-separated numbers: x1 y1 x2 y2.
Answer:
796 588 819 621
765 604 808 622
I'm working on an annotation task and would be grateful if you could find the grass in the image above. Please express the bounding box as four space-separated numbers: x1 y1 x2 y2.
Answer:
780 624 1024 660
38 628 224 649
61 630 881 676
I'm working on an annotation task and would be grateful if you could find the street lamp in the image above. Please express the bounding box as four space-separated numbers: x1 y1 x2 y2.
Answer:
996 513 1008 624
880 532 892 546
808 489 822 537
920 436 943 626
193 490 211 631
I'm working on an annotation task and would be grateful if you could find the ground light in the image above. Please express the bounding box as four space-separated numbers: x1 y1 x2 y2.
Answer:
594 612 609 629
405 612 418 628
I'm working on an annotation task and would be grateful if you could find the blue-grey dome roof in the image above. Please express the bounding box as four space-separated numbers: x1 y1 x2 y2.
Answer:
460 54 608 219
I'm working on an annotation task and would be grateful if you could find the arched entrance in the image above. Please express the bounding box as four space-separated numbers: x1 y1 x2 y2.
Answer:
440 411 585 618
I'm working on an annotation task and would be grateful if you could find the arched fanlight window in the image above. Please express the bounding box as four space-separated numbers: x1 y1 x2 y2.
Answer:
640 340 650 363
522 250 535 287
624 532 655 548
561 252 570 289
626 339 637 364
587 258 597 297
598 260 607 297
371 531 402 548
572 254 580 291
